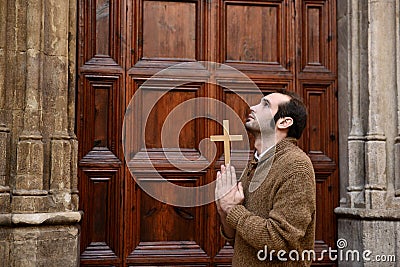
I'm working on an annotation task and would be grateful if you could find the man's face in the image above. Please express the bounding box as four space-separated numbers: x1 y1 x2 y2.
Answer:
245 93 291 134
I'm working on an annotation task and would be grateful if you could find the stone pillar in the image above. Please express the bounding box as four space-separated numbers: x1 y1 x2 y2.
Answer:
0 0 81 266
395 0 400 197
363 0 396 209
336 0 400 265
346 0 368 208
12 0 47 210
68 0 79 211
0 0 11 214
42 0 76 211
0 126 10 213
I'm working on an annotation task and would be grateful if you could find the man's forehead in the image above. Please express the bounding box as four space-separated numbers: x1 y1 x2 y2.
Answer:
262 93 291 104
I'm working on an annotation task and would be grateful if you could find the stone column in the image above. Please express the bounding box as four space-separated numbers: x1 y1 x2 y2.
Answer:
336 0 400 265
0 126 10 213
0 0 81 265
68 0 79 211
0 0 11 214
364 0 397 209
395 0 400 197
12 0 47 211
346 0 368 208
42 0 75 211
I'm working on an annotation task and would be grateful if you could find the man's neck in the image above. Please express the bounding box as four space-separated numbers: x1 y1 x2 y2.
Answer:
254 133 286 155
254 138 272 155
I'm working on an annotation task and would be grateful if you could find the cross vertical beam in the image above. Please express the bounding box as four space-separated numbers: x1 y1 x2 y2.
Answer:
210 120 243 165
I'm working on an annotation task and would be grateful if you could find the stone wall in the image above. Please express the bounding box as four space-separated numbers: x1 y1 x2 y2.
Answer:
0 0 80 266
336 0 400 265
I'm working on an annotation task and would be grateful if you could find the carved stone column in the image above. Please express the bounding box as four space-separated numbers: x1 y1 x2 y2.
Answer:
0 0 80 265
346 0 368 208
0 124 10 213
395 0 400 197
11 0 47 214
363 0 396 209
0 0 11 214
336 0 400 265
42 0 76 211
68 0 79 211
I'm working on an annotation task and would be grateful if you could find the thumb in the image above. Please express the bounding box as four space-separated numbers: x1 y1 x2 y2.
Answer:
238 182 244 198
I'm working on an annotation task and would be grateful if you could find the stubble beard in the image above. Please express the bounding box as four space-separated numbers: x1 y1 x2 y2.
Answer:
244 120 258 135
245 118 275 140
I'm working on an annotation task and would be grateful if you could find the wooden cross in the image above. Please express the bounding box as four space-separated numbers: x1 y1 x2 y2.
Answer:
210 120 243 165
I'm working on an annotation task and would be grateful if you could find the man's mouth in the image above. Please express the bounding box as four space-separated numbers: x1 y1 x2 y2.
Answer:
246 114 254 122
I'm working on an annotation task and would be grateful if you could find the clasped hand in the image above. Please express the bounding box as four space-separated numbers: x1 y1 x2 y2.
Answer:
215 164 245 216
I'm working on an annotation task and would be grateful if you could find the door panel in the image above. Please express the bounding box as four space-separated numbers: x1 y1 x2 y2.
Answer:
300 0 334 73
77 0 338 266
225 4 281 62
221 0 293 74
301 81 338 263
142 1 197 59
78 73 124 265
77 0 125 265
131 0 205 69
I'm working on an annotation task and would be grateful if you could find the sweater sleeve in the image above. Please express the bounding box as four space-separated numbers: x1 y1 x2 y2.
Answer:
225 171 315 252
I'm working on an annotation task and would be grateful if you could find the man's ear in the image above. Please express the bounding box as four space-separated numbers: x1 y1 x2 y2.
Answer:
276 117 293 129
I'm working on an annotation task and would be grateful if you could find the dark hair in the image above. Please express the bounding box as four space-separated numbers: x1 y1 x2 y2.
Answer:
273 90 307 139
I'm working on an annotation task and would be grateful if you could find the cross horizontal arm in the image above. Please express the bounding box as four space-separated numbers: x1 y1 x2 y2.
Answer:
210 135 228 142
229 135 243 141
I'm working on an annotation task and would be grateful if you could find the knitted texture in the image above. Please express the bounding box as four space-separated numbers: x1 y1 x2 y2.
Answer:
225 138 316 266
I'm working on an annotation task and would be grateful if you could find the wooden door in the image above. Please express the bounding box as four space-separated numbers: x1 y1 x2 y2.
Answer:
77 0 338 266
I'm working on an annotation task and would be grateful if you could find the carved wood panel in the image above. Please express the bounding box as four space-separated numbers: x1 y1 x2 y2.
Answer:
297 0 336 76
221 0 293 75
142 1 197 60
300 82 338 265
77 1 125 265
78 0 338 266
77 74 124 266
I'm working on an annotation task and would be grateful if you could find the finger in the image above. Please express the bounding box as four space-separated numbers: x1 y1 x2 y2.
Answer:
229 165 237 187
221 165 225 174
238 182 245 200
215 171 222 199
216 170 221 180
216 171 229 199
220 165 226 188
225 163 232 187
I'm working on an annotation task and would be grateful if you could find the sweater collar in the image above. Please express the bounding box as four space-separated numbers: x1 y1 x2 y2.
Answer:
246 137 298 193
257 137 298 164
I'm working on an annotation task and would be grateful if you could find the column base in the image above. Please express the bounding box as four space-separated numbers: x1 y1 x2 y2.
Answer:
0 211 82 266
0 224 80 267
336 208 400 266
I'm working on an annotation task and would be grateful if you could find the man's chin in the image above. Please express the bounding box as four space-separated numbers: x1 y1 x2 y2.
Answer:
245 123 258 134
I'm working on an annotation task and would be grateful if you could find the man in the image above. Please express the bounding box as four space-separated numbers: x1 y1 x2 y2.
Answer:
215 90 316 266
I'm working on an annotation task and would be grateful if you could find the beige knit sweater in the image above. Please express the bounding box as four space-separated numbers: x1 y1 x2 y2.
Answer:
225 138 316 266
